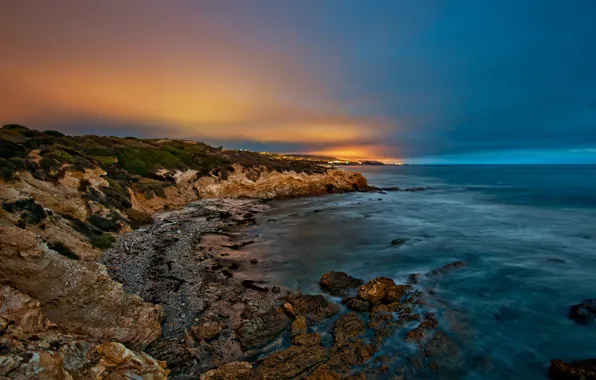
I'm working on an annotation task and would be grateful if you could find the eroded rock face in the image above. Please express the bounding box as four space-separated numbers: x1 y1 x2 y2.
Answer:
196 165 369 200
319 271 363 297
550 359 596 379
0 285 169 379
0 225 164 350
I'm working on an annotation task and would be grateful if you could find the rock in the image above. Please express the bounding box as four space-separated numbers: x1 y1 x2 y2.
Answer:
200 361 253 380
291 316 307 337
293 333 323 347
307 364 342 379
284 293 340 321
236 299 290 349
345 298 372 312
390 238 406 246
241 280 269 292
256 345 330 379
0 285 169 379
357 277 410 304
271 286 281 294
333 312 366 346
319 271 363 296
550 359 596 379
569 299 596 324
192 322 225 341
404 187 428 192
250 258 259 264
408 273 424 284
229 263 240 270
0 227 164 351
405 313 438 343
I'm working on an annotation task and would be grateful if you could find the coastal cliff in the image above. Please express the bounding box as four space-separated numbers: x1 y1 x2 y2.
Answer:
0 125 369 378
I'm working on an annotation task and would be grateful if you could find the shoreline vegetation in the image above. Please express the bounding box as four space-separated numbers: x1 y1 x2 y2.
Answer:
0 125 592 379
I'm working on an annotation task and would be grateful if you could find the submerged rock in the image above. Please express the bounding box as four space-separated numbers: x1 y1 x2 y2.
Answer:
390 238 407 246
550 358 596 379
569 299 596 324
319 271 363 296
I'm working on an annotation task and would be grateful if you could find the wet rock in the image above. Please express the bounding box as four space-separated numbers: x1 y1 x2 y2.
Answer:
546 258 567 264
250 258 259 264
192 322 225 341
271 286 281 294
241 280 269 292
256 345 330 379
550 358 596 379
320 271 363 296
292 316 308 337
358 277 410 304
293 333 323 347
569 299 596 324
333 312 366 346
404 187 428 192
390 238 406 246
284 293 340 321
228 263 240 270
346 298 372 312
200 361 253 380
236 299 290 349
405 313 438 343
408 273 424 284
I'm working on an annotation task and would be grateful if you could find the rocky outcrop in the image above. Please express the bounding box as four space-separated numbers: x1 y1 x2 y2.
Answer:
195 164 369 199
0 284 168 379
283 293 340 321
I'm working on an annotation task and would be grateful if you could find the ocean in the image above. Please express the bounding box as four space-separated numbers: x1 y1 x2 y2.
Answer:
245 165 596 379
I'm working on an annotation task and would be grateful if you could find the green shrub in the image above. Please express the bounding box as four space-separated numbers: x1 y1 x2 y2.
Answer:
88 213 121 232
136 179 170 199
43 130 65 137
90 233 116 249
125 208 154 229
47 242 79 260
2 198 47 225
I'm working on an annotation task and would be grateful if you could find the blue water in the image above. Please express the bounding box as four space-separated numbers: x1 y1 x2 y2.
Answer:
246 165 596 379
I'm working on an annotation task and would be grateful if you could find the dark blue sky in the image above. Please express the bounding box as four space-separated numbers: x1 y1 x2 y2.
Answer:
1 0 596 163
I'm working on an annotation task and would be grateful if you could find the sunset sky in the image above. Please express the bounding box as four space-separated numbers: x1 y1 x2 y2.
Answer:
1 1 596 163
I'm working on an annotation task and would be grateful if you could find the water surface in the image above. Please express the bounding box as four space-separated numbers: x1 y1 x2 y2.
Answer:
246 165 596 378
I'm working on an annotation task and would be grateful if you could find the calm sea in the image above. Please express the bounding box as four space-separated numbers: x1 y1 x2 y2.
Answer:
246 165 596 379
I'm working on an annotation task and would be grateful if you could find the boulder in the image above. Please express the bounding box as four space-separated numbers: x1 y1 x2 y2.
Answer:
319 271 363 296
236 299 290 349
357 277 409 304
569 299 596 324
390 238 406 246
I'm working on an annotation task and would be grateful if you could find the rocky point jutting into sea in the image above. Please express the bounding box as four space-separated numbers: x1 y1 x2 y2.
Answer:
1 125 595 379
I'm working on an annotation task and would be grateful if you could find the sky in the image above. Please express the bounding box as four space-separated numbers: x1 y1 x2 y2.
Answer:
1 0 596 163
